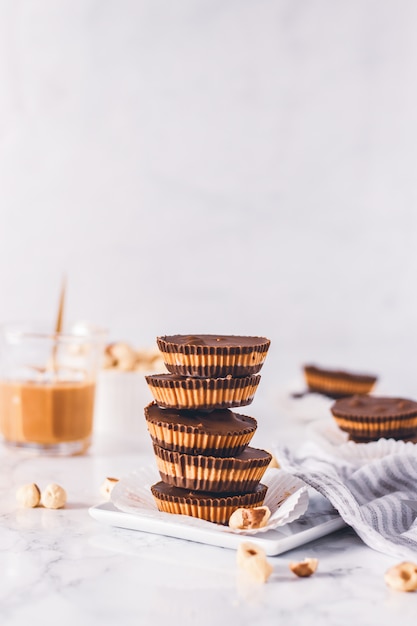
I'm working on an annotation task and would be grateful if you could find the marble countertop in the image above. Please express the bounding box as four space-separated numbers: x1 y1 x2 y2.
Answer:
1 402 416 626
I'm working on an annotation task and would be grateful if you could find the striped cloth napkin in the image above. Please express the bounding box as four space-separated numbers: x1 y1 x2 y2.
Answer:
276 440 417 559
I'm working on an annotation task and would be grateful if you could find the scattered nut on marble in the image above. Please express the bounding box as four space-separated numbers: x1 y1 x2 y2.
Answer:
16 483 41 508
289 558 319 577
229 506 271 530
41 483 67 509
100 477 119 500
384 562 417 592
237 541 273 583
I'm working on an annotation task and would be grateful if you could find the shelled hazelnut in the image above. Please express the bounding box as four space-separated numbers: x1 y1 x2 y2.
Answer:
41 483 67 509
100 477 119 500
229 506 271 530
16 483 41 508
102 343 165 373
237 541 273 583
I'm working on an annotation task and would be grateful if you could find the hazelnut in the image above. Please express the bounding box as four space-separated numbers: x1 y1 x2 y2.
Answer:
104 343 168 373
229 506 271 530
236 541 273 583
384 562 417 592
41 483 67 509
102 348 116 369
111 342 136 372
16 483 41 508
100 477 119 500
105 342 137 371
134 349 164 373
268 453 280 469
289 558 319 577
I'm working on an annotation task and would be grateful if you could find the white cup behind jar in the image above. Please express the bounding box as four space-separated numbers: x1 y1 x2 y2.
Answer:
93 345 166 445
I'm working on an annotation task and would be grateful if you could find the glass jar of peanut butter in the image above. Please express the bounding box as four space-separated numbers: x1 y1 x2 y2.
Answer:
0 322 106 455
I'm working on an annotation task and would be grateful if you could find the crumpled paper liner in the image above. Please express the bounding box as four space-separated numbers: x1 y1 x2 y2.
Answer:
111 466 309 536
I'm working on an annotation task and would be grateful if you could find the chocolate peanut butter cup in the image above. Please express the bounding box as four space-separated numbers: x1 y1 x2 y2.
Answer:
330 395 417 442
152 443 272 493
304 364 377 399
157 334 270 378
145 374 261 410
144 402 257 456
151 481 268 524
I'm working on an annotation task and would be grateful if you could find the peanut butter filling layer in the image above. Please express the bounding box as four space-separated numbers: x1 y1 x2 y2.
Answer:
304 365 377 398
153 444 271 493
145 374 260 410
332 415 417 441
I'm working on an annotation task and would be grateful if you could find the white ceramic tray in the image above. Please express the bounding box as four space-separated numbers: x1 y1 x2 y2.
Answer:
89 482 346 556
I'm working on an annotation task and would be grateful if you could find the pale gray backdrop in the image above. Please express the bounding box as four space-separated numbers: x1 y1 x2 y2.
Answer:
1 1 417 407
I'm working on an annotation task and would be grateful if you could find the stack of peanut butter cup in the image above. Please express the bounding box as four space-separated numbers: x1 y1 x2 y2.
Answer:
144 334 271 524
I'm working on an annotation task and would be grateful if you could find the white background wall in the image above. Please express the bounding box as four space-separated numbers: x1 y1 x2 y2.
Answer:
1 1 417 403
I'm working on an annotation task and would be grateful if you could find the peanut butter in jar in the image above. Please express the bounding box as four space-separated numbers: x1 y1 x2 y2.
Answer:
0 322 106 455
0 380 95 447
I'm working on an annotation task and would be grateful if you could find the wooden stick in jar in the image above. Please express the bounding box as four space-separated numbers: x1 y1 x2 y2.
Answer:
51 276 66 376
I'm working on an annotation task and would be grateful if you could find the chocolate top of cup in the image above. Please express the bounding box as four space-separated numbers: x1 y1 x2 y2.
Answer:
153 443 272 467
304 364 377 384
157 334 270 354
151 481 268 504
331 395 417 418
144 402 257 435
145 373 260 388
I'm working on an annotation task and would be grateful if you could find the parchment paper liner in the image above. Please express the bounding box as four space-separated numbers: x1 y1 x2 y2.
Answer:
111 466 309 535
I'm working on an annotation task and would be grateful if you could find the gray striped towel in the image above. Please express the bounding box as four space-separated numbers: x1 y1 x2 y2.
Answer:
276 441 417 559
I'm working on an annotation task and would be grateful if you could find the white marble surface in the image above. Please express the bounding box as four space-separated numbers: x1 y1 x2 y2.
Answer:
1 390 417 626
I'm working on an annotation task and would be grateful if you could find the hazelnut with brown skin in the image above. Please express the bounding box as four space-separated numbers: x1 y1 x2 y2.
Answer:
289 558 319 577
229 506 271 530
385 562 417 592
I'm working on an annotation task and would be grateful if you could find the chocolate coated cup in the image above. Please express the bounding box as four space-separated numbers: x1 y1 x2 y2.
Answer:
157 334 270 378
304 364 377 399
151 481 268 524
331 395 417 442
145 374 261 410
152 443 272 493
144 402 257 456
